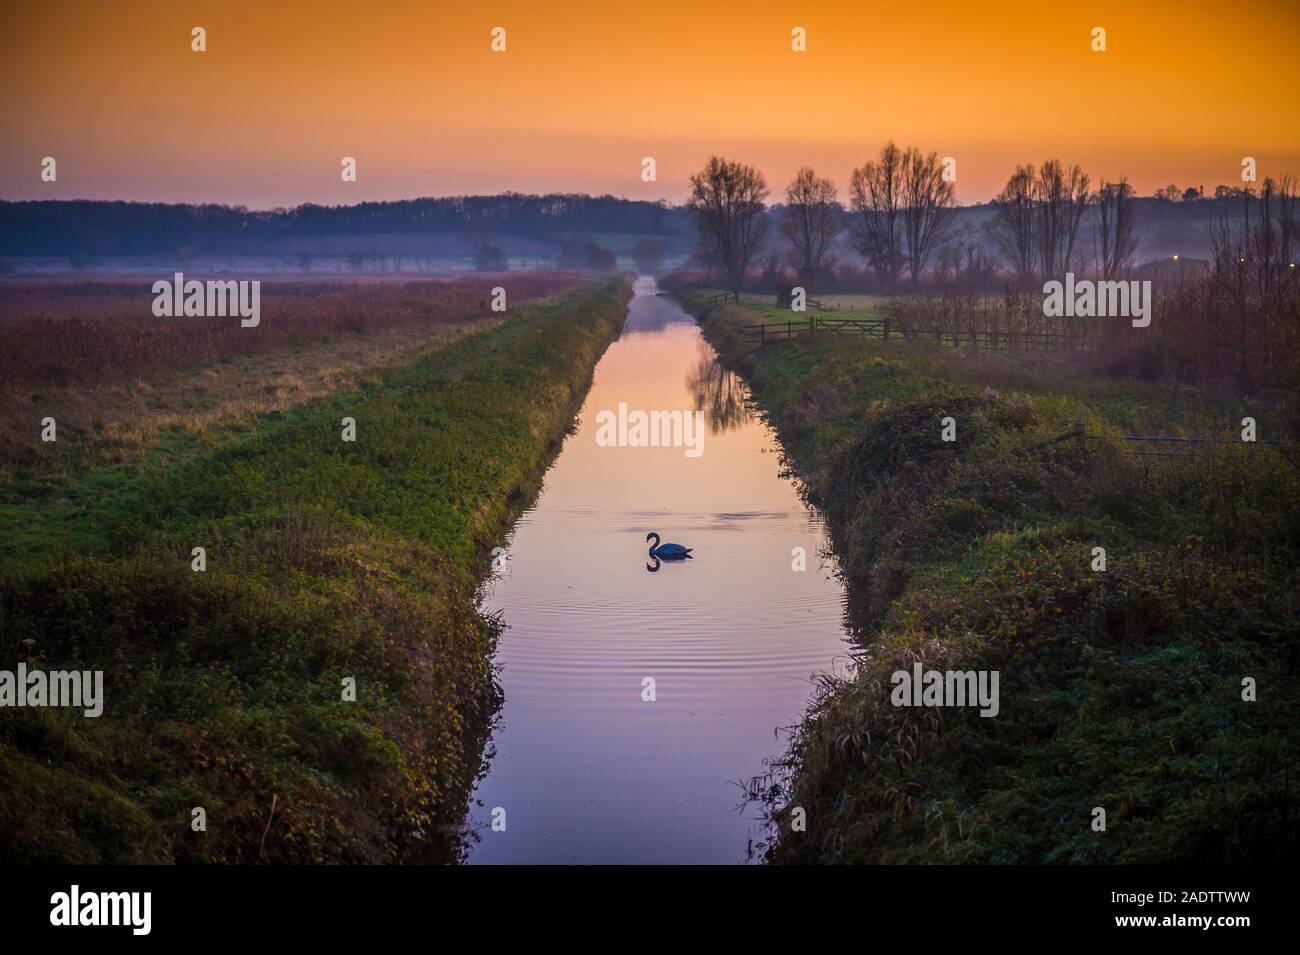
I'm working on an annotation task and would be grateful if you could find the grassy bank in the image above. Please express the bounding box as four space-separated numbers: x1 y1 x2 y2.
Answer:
0 275 583 481
0 278 631 863
678 289 1299 864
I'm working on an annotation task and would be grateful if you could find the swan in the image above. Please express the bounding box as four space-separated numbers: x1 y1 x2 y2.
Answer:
646 532 692 560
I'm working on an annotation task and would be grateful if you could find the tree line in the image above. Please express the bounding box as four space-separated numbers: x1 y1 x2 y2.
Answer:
0 194 689 257
686 148 1295 292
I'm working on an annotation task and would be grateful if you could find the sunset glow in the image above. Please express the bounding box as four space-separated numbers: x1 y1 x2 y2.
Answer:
3 0 1298 207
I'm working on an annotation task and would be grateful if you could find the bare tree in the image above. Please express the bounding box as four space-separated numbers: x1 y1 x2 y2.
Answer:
848 142 905 288
1155 176 1300 387
633 238 668 274
1035 159 1091 277
936 224 997 291
988 161 1090 283
1210 176 1298 373
900 148 958 284
475 244 509 271
687 156 769 291
779 166 841 289
1093 177 1137 280
1249 176 1298 309
987 164 1037 285
1063 167 1093 274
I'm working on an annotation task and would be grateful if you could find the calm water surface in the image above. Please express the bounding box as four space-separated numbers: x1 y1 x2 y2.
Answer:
467 276 851 863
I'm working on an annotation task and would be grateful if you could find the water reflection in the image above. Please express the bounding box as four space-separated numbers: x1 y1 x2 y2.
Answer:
688 349 756 434
466 275 850 864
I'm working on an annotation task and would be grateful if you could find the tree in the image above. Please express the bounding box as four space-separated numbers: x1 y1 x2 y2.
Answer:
936 224 996 290
475 244 508 271
633 238 667 274
1035 159 1091 277
988 160 1090 283
1211 177 1297 309
686 156 769 291
558 240 617 271
779 167 841 289
900 148 957 284
1202 177 1297 386
1093 177 1138 280
848 142 904 287
988 164 1037 284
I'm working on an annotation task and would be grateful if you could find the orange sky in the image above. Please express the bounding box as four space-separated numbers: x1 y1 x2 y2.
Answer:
2 0 1297 207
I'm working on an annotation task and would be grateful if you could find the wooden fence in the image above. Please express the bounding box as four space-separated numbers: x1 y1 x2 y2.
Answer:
738 314 1094 350
738 316 889 345
1110 434 1295 460
1017 425 1299 474
713 288 1097 352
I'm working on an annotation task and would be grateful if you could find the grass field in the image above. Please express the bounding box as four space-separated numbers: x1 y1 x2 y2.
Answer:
0 276 585 479
678 288 1299 864
0 277 632 863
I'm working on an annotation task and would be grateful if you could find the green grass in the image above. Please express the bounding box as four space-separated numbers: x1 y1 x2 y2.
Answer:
0 278 632 863
678 288 1300 864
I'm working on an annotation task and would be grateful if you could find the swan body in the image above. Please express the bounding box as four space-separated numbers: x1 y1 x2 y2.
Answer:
646 532 692 560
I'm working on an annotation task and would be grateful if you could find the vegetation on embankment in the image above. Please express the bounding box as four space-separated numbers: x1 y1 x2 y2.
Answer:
0 278 631 863
0 275 585 481
677 288 1300 864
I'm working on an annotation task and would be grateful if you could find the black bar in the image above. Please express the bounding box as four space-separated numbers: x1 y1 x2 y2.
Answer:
1 865 1278 942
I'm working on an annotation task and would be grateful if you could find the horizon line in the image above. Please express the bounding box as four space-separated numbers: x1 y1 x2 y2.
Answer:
0 183 1274 215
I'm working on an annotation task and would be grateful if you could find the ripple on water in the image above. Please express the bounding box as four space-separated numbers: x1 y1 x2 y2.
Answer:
467 276 852 864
